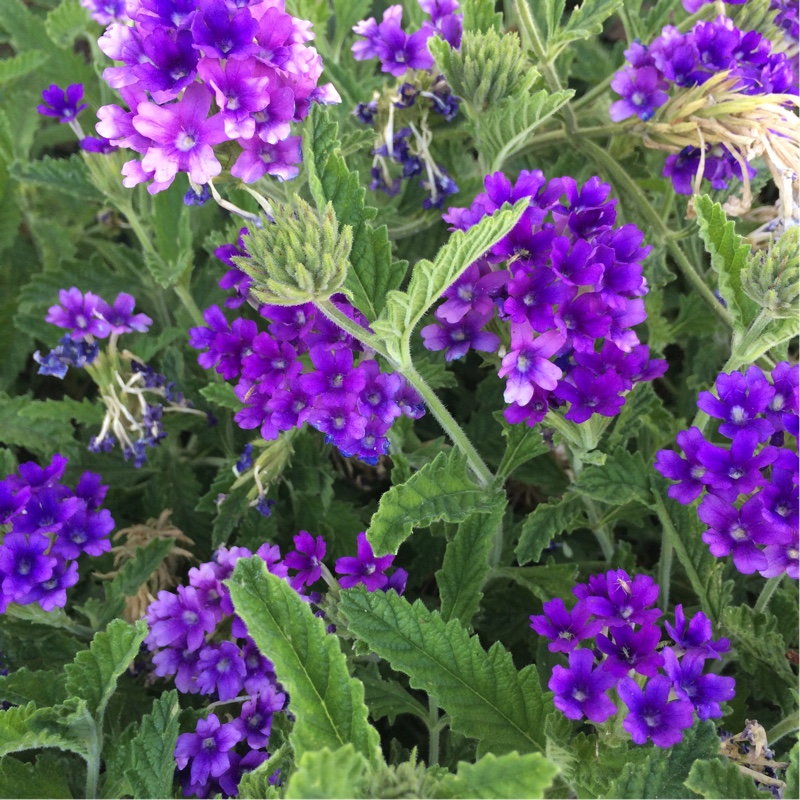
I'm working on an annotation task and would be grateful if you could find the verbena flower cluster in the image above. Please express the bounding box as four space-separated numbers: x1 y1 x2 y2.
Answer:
423 170 667 428
352 2 462 209
610 14 797 196
682 0 799 43
0 455 114 613
92 0 340 195
656 364 799 579
531 570 736 747
36 288 202 468
189 235 426 465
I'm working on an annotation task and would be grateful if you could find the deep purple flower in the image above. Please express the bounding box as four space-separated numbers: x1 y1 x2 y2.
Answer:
664 604 730 660
438 263 509 324
15 556 79 613
80 0 129 26
46 288 112 340
97 292 153 335
234 686 285 748
618 675 694 747
336 532 394 591
760 530 800 579
697 368 776 442
420 310 500 361
0 480 29 525
655 427 711 505
503 266 574 332
152 645 202 694
299 348 367 398
134 28 199 102
146 585 218 652
352 6 403 62
555 366 626 424
385 567 408 595
0 532 57 598
231 134 302 183
11 490 80 537
53 505 114 559
766 362 799 434
241 637 277 696
663 649 735 720
548 649 618 723
195 642 247 701
596 623 665 678
575 570 661 628
80 135 118 154
37 84 87 123
174 714 242 787
375 23 435 77
283 531 327 590
529 598 603 653
609 67 669 121
191 0 258 60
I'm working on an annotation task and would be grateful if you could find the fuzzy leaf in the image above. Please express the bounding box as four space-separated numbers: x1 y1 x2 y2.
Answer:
0 392 78 459
19 397 103 427
516 494 585 565
64 619 148 718
571 449 652 507
0 700 92 759
0 753 73 799
198 382 241 411
462 0 503 31
685 758 772 799
548 0 623 56
106 537 176 599
8 156 102 202
495 413 550 480
285 745 370 799
492 563 580 603
0 51 48 85
436 495 507 625
125 690 181 800
367 449 496 556
227 559 382 766
44 0 88 48
0 668 66 708
434 751 558 799
238 747 290 799
694 195 759 330
339 588 548 756
357 665 429 725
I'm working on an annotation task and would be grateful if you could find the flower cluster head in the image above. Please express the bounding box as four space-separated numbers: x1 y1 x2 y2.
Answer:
423 170 666 429
610 14 797 200
92 0 340 195
0 455 114 614
189 238 425 465
146 543 289 797
656 364 799 579
682 1 798 44
531 572 735 747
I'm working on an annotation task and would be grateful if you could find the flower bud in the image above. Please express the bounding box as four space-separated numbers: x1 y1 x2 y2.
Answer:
741 226 799 318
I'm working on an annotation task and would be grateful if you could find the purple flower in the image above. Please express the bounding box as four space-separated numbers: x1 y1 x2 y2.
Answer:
596 623 665 678
352 6 404 61
766 362 799 434
299 348 367 398
37 84 87 123
618 675 694 747
609 67 669 121
195 642 247 701
385 567 408 595
336 532 394 591
0 480 29 525
655 427 711 505
80 0 129 26
420 310 500 361
46 288 112 340
97 293 153 335
174 714 242 788
52 505 114 559
231 134 302 183
191 0 258 60
134 28 199 102
146 585 218 652
529 598 603 653
499 327 566 405
438 263 509 324
575 570 661 628
503 266 574 332
80 135 118 154
375 23 435 77
0 532 57 599
555 366 626 424
664 604 730 660
283 531 327 590
663 649 736 720
548 649 618 723
234 687 285 749
15 557 79 613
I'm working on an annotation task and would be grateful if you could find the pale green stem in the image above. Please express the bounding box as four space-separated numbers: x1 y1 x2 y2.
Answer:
754 575 783 614
428 697 440 766
84 721 101 799
657 531 673 612
174 281 206 328
571 455 615 562
766 711 800 745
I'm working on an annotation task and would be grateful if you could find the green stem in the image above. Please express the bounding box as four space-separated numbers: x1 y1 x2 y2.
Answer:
315 299 388 359
570 455 615 562
428 697 440 766
174 282 206 328
657 531 673 613
766 711 800 745
83 722 101 799
754 575 783 614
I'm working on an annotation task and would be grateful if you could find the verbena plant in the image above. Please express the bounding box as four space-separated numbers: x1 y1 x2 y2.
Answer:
0 0 798 798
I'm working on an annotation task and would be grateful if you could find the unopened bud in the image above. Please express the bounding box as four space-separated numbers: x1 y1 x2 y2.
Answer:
741 226 799 318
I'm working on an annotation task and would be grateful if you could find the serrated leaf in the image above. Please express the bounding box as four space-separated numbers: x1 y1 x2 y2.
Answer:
227 559 382 766
285 744 370 799
462 0 503 31
302 104 404 320
434 751 558 799
339 587 549 757
606 382 664 450
436 495 507 625
106 537 176 599
198 382 241 410
367 449 495 556
64 620 148 718
9 156 102 203
0 700 92 760
0 392 78 459
147 181 194 288
571 449 652 507
495 412 550 480
0 752 73 799
19 397 103 427
125 690 181 800
0 51 48 85
549 0 623 56
492 563 580 603
694 195 759 331
0 668 66 707
516 494 585 564
685 758 772 799
356 664 429 725
45 0 88 49
478 89 574 172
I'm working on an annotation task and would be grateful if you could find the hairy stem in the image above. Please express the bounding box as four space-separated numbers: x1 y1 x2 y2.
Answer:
428 697 440 766
754 575 783 614
766 710 800 745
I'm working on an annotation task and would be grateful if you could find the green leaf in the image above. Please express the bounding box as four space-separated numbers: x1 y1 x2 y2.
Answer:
339 587 548 756
0 700 92 760
45 0 88 49
478 89 574 172
64 620 148 718
694 195 759 331
785 743 798 800
548 0 623 56
492 563 580 603
198 382 241 411
495 412 550 481
609 720 721 799
0 51 48 85
461 0 503 32
285 745 370 799
302 104 404 320
571 449 652 507
8 156 102 203
106 537 176 599
372 199 528 359
0 392 79 459
227 559 382 766
516 495 585 565
685 758 772 799
0 668 66 707
356 665 429 725
434 751 558 799
146 181 194 288
19 397 103 427
238 746 290 799
125 690 181 800
0 753 73 799
436 495 507 625
367 449 495 556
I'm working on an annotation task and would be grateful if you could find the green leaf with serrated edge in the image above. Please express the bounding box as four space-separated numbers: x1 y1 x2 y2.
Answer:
64 619 148 718
462 0 503 31
720 605 795 685
694 195 759 330
609 720 721 799
0 393 78 458
356 664 429 725
0 668 66 707
372 200 528 359
227 558 382 766
606 382 663 451
571 449 652 507
0 752 74 799
331 0 370 55
8 157 102 203
45 0 88 48
495 412 550 480
285 744 370 799
492 563 579 603
0 700 92 759
785 743 799 800
0 51 48 85
302 104 403 320
125 690 181 800
436 495 506 625
106 537 176 599
19 397 103 427
516 494 585 564
434 752 558 799
339 588 549 756
198 382 241 410
685 758 773 799
367 449 495 556
237 745 290 799
549 0 623 55
478 89 574 172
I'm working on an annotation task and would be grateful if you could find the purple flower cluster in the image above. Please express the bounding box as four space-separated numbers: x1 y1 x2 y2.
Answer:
531 571 735 747
0 455 114 614
682 1 798 43
656 364 799 579
352 1 462 77
610 15 797 195
92 0 340 194
189 239 425 465
423 171 666 429
81 0 131 26
146 543 289 797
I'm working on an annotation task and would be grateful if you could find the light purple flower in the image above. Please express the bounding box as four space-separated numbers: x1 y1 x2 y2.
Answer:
97 293 152 335
498 326 565 405
46 288 112 341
